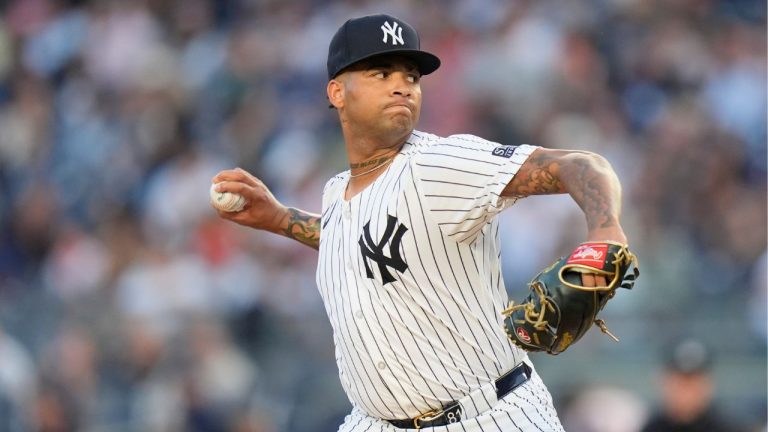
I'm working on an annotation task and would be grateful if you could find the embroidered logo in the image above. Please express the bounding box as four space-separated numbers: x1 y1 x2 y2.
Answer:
491 145 518 158
381 21 404 46
566 243 608 267
359 215 408 284
516 327 532 344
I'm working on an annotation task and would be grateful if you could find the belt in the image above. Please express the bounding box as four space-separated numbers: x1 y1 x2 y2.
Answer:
387 362 532 429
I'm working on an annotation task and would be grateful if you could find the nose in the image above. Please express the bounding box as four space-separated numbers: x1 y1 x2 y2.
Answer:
391 72 413 97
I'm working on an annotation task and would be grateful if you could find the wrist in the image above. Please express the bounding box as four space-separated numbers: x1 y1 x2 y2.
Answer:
586 226 627 244
266 206 290 234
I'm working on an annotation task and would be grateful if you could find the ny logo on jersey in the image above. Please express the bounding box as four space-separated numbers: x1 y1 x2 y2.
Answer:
359 215 408 284
381 21 404 46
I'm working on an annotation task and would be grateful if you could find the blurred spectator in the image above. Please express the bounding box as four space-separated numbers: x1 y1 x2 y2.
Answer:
34 323 98 431
562 385 648 432
748 251 767 341
114 240 216 338
182 317 259 431
0 326 36 431
641 338 745 432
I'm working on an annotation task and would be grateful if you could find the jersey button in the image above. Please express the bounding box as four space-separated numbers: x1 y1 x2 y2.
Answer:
355 310 363 319
377 361 386 370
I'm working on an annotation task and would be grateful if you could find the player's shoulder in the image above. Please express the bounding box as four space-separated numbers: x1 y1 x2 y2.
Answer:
322 171 349 198
402 130 510 158
400 130 441 154
443 133 504 152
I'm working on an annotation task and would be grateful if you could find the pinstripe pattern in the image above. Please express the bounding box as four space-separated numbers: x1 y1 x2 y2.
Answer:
318 131 563 430
337 365 563 431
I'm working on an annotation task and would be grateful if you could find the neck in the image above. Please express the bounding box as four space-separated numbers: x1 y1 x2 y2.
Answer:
342 131 407 191
342 142 401 199
342 126 411 168
346 146 400 180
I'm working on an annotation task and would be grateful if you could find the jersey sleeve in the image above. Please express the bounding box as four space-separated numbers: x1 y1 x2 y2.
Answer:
320 174 342 212
319 173 347 232
410 135 538 242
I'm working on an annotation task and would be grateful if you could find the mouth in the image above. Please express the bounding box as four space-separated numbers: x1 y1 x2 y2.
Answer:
384 103 413 113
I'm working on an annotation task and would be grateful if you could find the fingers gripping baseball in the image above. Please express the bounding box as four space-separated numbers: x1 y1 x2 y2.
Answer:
210 182 247 212
211 169 287 232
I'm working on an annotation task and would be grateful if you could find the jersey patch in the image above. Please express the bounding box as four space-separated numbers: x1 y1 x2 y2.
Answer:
491 145 518 158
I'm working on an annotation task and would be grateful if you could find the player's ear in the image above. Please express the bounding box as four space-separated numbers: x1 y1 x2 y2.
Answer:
327 78 345 109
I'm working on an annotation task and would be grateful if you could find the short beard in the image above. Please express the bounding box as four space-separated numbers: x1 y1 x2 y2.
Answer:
342 110 416 147
389 116 412 135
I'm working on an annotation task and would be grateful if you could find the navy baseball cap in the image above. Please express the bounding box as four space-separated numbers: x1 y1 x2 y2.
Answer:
327 14 441 80
665 338 713 375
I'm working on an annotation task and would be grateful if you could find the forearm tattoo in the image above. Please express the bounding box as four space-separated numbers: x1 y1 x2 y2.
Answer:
558 155 621 231
282 207 321 250
505 151 621 231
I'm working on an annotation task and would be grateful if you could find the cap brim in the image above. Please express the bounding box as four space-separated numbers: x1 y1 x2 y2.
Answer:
331 49 441 79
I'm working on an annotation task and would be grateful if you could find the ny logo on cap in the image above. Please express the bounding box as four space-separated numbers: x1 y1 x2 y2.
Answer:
381 21 404 46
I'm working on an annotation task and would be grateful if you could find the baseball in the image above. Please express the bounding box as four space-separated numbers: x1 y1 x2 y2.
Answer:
210 183 246 212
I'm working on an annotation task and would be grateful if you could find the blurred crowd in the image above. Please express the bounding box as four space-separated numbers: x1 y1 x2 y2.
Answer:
0 0 765 431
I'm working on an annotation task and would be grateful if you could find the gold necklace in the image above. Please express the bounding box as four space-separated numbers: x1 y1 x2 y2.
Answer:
349 156 394 178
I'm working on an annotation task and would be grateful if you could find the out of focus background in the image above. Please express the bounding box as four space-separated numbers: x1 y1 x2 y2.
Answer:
0 0 765 431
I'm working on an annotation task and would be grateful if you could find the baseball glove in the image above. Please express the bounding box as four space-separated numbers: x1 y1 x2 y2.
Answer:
502 241 639 355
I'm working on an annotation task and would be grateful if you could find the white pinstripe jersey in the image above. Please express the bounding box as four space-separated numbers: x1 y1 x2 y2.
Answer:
316 130 539 420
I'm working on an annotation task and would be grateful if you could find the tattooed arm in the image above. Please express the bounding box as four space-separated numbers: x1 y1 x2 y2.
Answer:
502 148 627 244
212 168 320 250
277 208 321 250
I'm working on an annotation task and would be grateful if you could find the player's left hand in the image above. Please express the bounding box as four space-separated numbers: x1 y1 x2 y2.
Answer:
581 225 628 288
581 273 607 288
502 240 639 354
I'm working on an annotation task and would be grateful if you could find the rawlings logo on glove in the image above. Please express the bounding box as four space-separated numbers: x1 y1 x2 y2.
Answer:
568 243 607 264
502 241 639 355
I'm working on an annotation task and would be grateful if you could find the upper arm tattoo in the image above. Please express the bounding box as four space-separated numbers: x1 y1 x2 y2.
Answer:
282 207 321 250
502 149 566 197
503 148 622 231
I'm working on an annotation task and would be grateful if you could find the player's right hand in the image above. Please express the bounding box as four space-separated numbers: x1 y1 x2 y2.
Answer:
211 168 288 233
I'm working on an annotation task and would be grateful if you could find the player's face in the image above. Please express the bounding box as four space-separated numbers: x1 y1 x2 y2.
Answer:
331 56 422 141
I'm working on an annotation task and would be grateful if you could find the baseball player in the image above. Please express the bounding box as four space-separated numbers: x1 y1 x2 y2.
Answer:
213 14 633 431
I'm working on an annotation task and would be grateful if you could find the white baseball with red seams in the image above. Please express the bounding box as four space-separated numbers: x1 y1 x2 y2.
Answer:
210 183 246 212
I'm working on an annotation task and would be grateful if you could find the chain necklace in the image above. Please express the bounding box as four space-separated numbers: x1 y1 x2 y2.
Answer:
348 156 395 178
